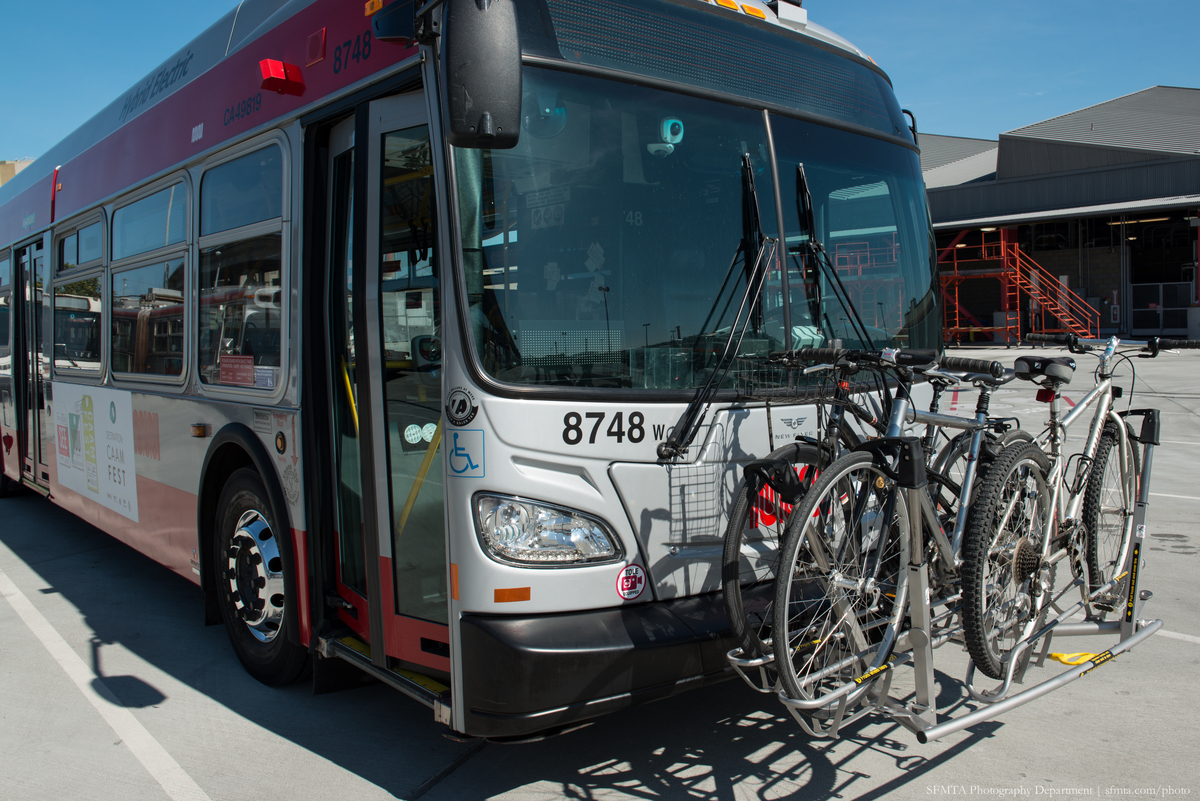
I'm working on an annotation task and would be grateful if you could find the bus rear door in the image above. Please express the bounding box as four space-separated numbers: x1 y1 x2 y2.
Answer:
13 237 50 490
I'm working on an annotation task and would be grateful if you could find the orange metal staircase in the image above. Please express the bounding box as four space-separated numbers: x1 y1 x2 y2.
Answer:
940 229 1099 345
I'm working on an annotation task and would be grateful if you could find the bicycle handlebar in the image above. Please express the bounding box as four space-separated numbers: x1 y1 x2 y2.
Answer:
784 347 939 365
786 347 847 363
893 349 939 367
1025 333 1076 345
776 347 1001 378
1155 338 1200 349
938 355 1005 378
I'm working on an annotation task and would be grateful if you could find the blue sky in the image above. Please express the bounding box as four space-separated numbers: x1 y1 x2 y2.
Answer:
2 0 1198 161
817 0 1200 141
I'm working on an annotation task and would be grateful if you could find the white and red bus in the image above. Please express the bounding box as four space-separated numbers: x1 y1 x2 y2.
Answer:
0 0 939 738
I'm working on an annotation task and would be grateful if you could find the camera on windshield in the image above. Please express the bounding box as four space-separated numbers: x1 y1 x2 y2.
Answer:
660 118 684 144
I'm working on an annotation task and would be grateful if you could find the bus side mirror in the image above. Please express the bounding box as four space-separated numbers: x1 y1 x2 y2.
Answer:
411 335 441 387
372 0 417 45
442 0 521 149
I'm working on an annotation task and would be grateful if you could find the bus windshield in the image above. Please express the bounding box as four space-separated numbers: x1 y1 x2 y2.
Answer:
455 67 937 390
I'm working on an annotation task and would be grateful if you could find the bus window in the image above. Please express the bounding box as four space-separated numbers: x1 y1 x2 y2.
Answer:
59 234 78 272
77 221 103 264
58 219 104 277
770 113 938 349
111 259 185 377
0 293 9 359
198 143 284 390
0 256 8 366
54 276 103 372
113 183 186 261
200 146 283 236
198 234 282 388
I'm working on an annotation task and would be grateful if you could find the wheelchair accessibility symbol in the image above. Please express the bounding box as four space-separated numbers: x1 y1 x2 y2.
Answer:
448 430 485 477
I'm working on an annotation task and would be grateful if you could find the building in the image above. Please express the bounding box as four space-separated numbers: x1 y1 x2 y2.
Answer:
922 86 1200 342
0 159 34 187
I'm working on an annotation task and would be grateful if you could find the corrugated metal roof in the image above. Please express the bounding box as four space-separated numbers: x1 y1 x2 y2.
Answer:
931 193 1200 230
923 148 997 188
918 133 998 172
1004 86 1200 155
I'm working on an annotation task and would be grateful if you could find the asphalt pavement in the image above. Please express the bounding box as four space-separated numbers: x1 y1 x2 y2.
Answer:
2 343 1198 800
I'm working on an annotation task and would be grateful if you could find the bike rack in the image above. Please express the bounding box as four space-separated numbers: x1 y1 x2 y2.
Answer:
727 647 778 694
750 410 1163 743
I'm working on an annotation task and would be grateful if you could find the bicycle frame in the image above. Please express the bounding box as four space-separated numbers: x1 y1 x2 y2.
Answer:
1033 339 1141 605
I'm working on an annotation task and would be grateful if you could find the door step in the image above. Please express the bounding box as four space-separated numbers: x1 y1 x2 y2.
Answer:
316 634 451 724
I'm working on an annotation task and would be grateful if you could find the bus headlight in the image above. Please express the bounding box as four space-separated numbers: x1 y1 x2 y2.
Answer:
473 494 623 566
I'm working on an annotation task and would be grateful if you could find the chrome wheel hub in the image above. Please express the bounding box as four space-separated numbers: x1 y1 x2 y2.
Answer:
226 509 285 643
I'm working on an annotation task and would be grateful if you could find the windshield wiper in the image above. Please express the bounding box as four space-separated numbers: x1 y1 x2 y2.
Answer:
794 163 876 351
658 154 775 461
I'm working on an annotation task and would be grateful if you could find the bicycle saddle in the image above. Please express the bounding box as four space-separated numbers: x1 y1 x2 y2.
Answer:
1013 355 1076 385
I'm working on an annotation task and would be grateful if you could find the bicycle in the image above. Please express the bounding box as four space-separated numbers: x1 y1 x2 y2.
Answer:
721 351 887 673
754 347 1019 734
959 333 1198 687
721 343 1021 665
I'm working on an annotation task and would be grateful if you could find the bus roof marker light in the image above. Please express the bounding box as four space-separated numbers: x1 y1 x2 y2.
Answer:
259 59 305 97
741 4 766 19
716 0 740 10
365 0 383 14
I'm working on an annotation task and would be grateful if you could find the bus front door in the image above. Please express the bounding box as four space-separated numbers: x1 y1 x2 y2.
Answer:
326 92 449 685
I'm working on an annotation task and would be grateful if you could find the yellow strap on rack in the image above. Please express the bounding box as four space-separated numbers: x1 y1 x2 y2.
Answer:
1048 652 1098 666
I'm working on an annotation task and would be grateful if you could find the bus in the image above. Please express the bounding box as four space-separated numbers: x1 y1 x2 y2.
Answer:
0 0 939 739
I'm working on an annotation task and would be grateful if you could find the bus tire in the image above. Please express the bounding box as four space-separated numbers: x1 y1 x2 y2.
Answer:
215 467 308 686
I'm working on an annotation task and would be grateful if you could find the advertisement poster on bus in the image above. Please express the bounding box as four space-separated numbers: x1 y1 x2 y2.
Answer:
52 382 140 522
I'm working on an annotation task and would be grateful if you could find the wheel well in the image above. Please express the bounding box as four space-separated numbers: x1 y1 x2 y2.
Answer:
199 443 256 624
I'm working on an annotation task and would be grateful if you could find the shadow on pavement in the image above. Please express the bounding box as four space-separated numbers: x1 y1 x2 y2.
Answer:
2 492 995 800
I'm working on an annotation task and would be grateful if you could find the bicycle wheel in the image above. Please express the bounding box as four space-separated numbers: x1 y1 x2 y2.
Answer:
773 450 911 706
722 443 822 658
1082 422 1140 615
961 441 1052 680
933 428 1034 523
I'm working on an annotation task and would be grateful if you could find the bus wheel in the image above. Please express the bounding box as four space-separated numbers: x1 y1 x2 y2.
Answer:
215 467 308 686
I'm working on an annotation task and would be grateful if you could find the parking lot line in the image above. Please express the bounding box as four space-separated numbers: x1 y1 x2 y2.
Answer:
0 558 212 801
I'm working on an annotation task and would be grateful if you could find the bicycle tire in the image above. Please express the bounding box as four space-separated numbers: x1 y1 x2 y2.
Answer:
772 450 911 706
933 428 1034 518
722 442 823 658
721 411 866 659
961 441 1052 680
1082 423 1140 616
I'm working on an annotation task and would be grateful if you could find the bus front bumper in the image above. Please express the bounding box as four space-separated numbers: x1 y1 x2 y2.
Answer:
458 591 736 739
